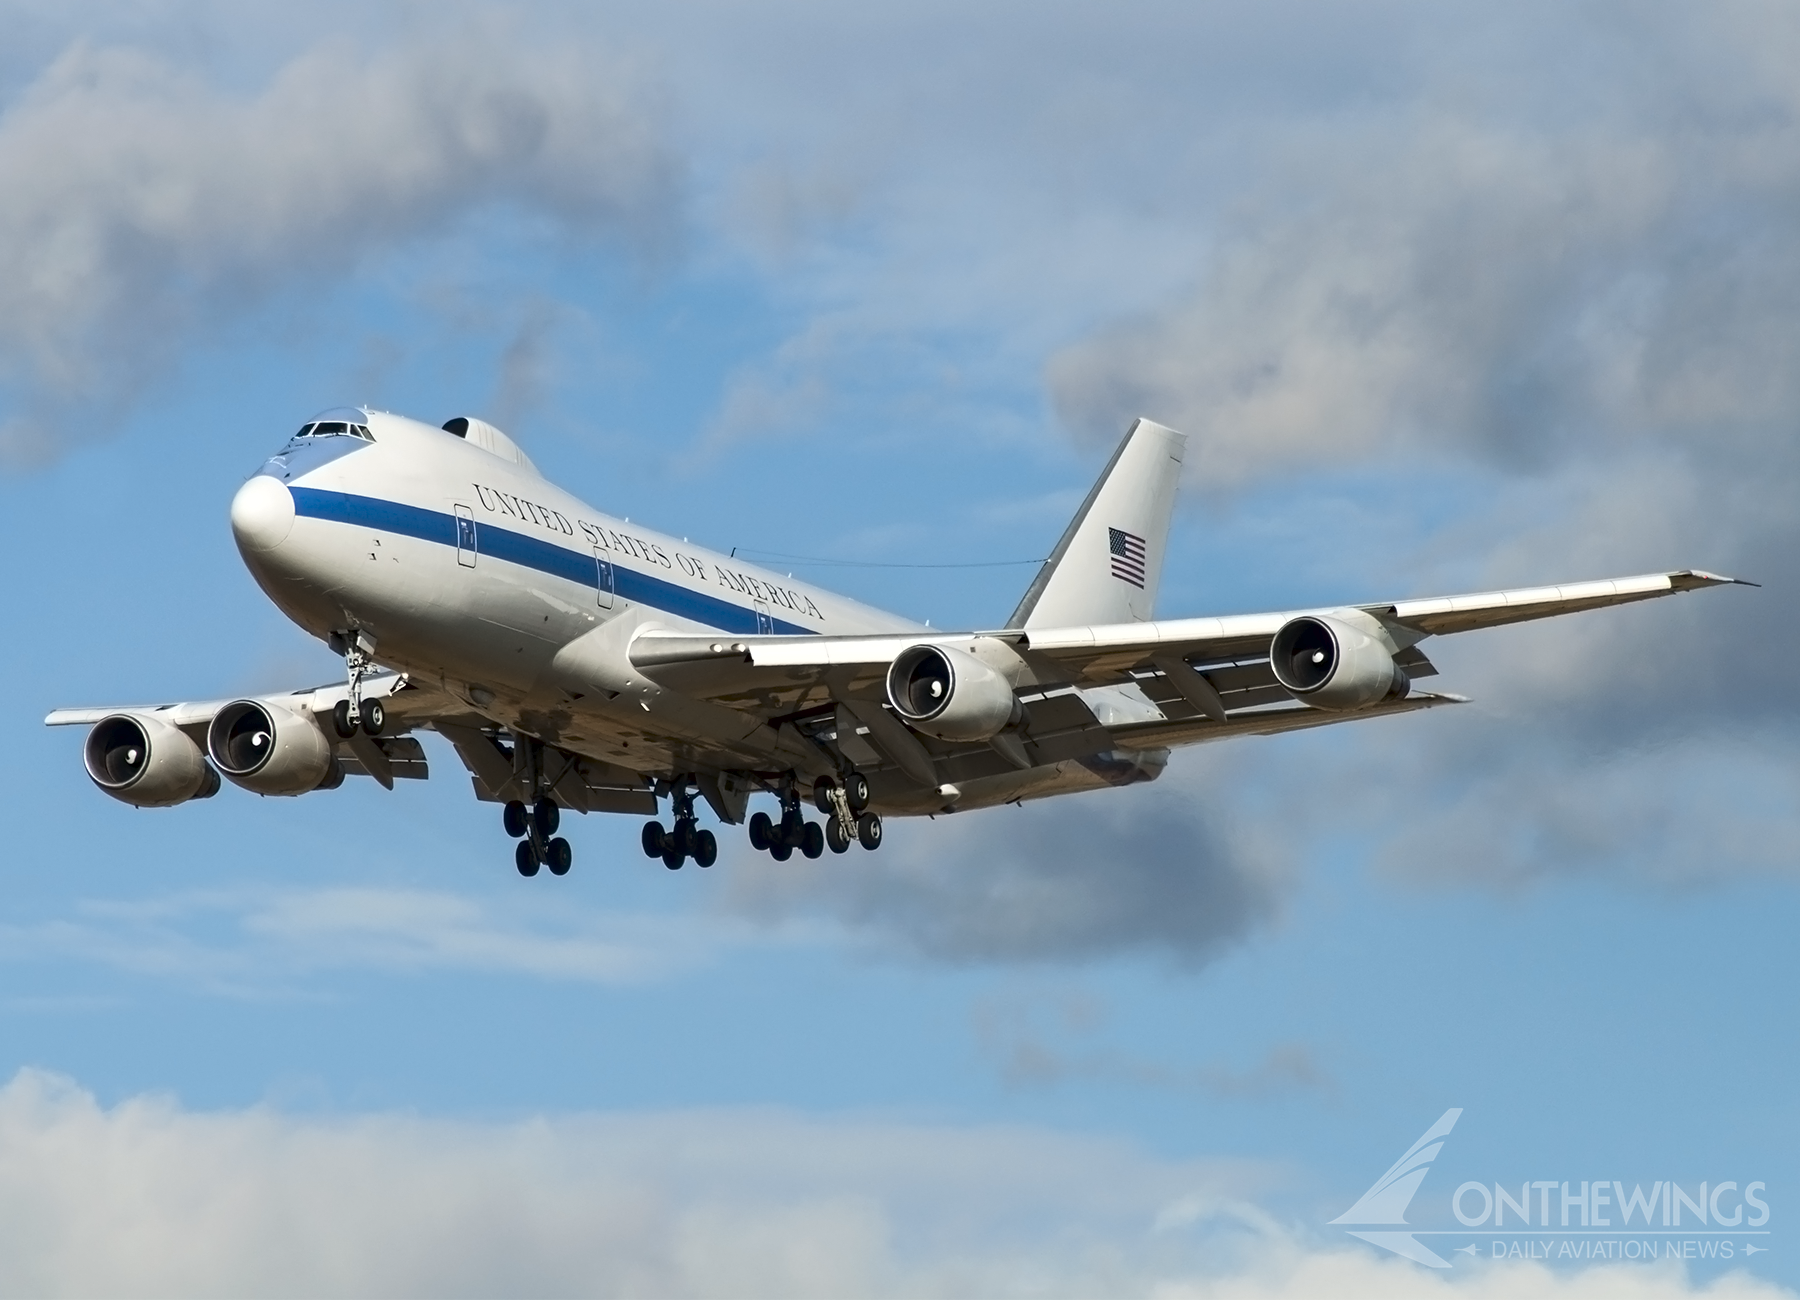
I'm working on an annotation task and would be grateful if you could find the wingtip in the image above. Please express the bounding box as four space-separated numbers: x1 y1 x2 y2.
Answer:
1671 569 1759 590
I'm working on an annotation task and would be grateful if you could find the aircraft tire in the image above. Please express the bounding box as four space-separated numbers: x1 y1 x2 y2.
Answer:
361 700 385 736
812 777 835 815
547 838 572 876
769 841 793 862
332 700 356 739
843 772 870 815
801 822 824 859
662 843 686 870
533 797 560 838
642 820 667 858
825 818 851 854
693 829 717 868
515 841 540 877
748 811 772 851
857 812 883 851
504 800 529 838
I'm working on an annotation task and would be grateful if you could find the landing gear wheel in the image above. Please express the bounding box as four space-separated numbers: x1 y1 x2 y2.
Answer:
780 810 805 848
856 812 883 851
693 829 717 868
843 771 870 815
533 797 560 838
504 800 529 839
748 811 773 851
360 699 385 736
662 842 686 870
515 840 540 877
825 818 851 854
546 838 572 876
812 777 836 815
801 821 825 859
769 841 793 862
641 821 667 858
332 700 356 739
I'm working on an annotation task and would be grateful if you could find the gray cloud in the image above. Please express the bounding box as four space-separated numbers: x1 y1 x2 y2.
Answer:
0 30 676 462
1026 3 1800 894
720 757 1286 965
972 990 1330 1096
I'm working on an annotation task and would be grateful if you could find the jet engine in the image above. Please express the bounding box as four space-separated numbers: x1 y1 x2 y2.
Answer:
84 714 221 808
886 644 1022 741
206 700 341 795
1269 612 1410 711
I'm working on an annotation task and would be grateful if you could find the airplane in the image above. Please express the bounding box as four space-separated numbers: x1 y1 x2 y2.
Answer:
47 407 1748 878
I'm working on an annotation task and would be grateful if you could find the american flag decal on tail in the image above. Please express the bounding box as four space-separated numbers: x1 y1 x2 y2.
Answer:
1108 527 1146 587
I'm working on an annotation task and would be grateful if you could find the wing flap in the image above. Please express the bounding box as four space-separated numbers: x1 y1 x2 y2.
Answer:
1107 690 1466 749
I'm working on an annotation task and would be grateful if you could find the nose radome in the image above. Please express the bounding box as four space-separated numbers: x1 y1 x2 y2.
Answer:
231 475 295 552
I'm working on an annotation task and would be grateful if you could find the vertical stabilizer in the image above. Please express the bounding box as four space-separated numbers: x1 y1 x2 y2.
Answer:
1007 418 1186 628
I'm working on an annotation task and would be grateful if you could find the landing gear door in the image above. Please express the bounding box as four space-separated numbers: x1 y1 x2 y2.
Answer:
595 551 615 610
754 599 774 635
454 505 477 567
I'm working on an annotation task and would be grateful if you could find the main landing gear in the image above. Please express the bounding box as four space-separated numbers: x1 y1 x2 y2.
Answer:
747 772 881 860
640 782 717 871
505 795 572 878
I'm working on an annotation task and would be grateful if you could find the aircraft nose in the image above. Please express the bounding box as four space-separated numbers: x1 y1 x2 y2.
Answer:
231 474 295 552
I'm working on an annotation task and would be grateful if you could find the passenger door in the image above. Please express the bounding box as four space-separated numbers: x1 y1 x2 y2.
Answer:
454 505 477 568
595 551 615 610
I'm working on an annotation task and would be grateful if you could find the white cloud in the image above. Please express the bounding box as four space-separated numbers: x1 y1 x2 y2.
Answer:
0 887 797 991
0 28 675 461
0 1069 1785 1298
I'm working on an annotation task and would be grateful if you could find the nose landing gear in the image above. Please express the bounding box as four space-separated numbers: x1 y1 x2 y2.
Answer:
328 630 386 738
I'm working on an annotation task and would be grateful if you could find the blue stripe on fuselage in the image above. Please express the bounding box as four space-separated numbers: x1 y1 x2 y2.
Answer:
289 487 819 637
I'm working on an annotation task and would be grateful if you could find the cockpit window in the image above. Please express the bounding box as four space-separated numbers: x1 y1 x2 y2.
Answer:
289 420 374 443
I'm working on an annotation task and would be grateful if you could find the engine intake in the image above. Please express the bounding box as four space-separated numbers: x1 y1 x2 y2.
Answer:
1270 612 1410 711
207 700 339 795
886 644 1022 741
84 714 220 807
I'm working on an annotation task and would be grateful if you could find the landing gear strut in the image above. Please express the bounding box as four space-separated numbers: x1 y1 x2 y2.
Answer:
640 781 716 871
329 630 385 738
753 772 880 859
507 797 571 877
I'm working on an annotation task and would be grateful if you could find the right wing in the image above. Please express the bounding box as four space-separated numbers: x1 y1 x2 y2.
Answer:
624 568 1745 779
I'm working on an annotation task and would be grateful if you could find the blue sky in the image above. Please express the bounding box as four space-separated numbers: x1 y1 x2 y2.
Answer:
0 2 1794 1294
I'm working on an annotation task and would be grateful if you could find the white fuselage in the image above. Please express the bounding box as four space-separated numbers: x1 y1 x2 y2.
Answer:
232 409 1159 809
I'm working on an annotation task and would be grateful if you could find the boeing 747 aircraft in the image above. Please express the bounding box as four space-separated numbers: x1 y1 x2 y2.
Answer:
48 409 1745 876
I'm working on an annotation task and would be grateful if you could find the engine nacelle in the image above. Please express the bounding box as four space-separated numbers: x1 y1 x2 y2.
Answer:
886 643 1022 741
1270 612 1410 711
207 700 339 795
84 714 221 808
